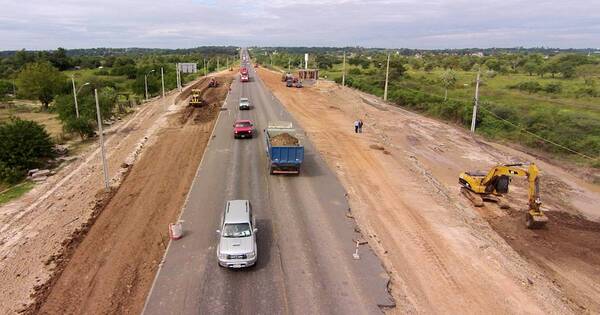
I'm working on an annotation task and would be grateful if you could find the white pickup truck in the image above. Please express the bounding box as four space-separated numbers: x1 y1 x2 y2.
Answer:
239 97 250 110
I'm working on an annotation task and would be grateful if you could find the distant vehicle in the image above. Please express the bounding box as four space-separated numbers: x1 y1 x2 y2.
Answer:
189 89 205 107
295 81 303 88
241 74 249 82
239 97 251 110
286 79 293 87
281 73 293 82
240 67 249 75
216 200 257 268
264 121 304 174
208 77 218 87
233 119 254 138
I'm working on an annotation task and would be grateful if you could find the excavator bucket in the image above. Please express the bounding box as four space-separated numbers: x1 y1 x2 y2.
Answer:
460 187 484 207
525 211 548 229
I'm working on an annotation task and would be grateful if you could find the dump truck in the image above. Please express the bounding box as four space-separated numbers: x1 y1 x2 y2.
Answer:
264 121 304 174
189 89 205 107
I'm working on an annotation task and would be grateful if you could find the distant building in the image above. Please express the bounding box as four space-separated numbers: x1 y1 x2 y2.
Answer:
470 52 484 57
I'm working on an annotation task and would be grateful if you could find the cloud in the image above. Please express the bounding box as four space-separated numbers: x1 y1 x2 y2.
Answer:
0 0 599 49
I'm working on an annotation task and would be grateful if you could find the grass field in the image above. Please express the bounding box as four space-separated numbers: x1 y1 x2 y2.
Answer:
0 181 34 205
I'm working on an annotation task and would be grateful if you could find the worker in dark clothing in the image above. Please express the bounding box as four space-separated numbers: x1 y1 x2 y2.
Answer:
354 120 360 133
358 119 364 133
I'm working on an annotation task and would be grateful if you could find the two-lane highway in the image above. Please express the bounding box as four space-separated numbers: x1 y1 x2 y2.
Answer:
143 51 394 314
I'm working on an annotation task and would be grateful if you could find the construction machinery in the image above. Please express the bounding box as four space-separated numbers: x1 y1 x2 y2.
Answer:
459 163 548 229
189 89 205 107
208 77 219 88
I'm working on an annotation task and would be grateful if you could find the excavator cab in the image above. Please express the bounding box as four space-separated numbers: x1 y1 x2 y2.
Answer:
459 163 548 229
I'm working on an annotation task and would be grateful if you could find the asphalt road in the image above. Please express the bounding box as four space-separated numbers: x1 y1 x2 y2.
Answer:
143 51 394 315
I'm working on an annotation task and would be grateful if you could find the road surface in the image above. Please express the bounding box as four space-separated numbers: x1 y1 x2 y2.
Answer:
143 52 394 314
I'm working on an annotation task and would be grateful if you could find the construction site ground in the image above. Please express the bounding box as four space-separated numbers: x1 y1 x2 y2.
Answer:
0 73 232 314
258 68 600 314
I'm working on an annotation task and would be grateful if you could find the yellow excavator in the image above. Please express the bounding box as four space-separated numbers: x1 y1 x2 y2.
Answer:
459 163 548 229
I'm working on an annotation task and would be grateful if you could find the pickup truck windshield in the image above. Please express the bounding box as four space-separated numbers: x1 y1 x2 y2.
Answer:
235 122 252 128
222 223 251 237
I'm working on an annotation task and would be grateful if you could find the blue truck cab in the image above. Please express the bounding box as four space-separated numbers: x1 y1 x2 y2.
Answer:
264 121 304 174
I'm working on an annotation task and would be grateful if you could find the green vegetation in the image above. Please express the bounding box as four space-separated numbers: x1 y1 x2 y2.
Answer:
251 47 600 166
0 181 34 205
0 46 240 191
0 118 54 183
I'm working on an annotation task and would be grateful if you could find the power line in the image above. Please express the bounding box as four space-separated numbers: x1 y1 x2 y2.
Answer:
477 105 596 160
387 83 598 160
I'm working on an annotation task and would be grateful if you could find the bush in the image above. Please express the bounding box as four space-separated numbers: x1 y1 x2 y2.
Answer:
509 81 542 94
0 118 53 183
95 69 110 75
348 68 362 75
543 83 562 94
575 86 599 98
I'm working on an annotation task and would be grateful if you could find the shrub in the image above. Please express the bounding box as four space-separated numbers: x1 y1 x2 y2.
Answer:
0 118 53 183
543 83 562 94
509 81 542 94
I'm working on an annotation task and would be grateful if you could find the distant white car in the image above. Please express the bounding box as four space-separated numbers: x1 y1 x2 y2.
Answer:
239 97 250 110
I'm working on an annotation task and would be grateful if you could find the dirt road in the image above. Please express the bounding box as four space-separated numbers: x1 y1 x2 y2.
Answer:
259 68 600 313
32 75 232 314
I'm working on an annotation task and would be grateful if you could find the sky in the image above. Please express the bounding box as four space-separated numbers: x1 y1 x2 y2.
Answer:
1 0 599 50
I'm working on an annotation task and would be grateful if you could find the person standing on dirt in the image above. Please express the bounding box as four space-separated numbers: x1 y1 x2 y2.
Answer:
358 119 364 133
354 120 360 133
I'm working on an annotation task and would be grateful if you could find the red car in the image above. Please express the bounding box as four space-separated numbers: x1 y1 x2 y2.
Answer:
233 120 254 139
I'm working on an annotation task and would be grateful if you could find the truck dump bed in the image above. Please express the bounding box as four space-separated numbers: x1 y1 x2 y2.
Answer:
264 121 304 174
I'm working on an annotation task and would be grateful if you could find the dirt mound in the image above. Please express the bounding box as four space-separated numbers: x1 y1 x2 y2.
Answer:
486 208 600 312
270 133 299 146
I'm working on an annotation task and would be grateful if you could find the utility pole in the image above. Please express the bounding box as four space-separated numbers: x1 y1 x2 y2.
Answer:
94 89 110 191
342 52 346 87
204 59 207 76
12 79 16 97
161 67 165 97
471 70 481 133
383 53 390 101
270 54 273 67
71 76 89 118
226 57 229 69
175 63 180 91
288 57 291 72
217 57 220 71
71 76 80 118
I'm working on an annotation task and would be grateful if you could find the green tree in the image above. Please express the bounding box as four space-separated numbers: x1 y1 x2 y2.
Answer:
424 62 435 72
48 47 73 71
388 58 407 80
0 118 53 183
16 62 67 110
440 69 457 101
54 87 117 139
523 62 538 76
409 58 424 70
